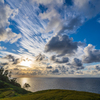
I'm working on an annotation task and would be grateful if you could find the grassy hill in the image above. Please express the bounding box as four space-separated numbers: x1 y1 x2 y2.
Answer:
1 89 100 100
0 80 31 99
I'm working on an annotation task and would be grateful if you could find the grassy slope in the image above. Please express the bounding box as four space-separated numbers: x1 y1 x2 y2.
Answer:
0 80 31 99
1 89 100 100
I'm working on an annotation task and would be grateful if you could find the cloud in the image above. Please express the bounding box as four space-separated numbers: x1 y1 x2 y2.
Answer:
12 58 20 65
39 0 100 35
50 55 69 63
3 54 21 65
95 66 100 71
58 65 69 74
13 68 19 70
68 70 74 74
31 0 63 6
35 53 45 62
57 16 83 35
82 44 100 63
43 17 62 34
39 9 59 20
10 33 21 44
52 69 59 74
73 0 100 18
0 28 21 43
68 58 84 70
45 35 83 56
46 66 52 69
4 55 15 61
0 46 6 50
0 63 8 66
0 0 21 43
72 58 83 67
76 71 83 75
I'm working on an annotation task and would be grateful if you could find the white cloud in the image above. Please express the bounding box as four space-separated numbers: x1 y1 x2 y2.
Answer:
10 33 21 44
82 44 100 63
0 0 21 43
0 46 6 50
31 0 63 6
73 0 100 18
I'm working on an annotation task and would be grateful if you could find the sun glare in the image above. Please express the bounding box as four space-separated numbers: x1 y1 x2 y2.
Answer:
20 60 32 68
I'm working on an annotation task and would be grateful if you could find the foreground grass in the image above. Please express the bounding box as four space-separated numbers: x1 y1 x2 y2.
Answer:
1 89 100 100
0 80 31 99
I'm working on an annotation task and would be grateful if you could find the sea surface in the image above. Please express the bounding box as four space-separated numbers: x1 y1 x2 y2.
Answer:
17 77 100 94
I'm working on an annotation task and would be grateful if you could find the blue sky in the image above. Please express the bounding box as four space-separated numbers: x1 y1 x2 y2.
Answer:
0 0 100 77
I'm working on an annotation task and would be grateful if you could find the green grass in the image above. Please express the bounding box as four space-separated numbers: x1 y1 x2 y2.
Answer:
1 89 100 100
0 80 31 95
0 80 31 99
0 88 15 98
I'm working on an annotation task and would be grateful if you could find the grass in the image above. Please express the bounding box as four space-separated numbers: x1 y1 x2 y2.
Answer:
0 80 31 95
0 80 31 99
1 89 100 100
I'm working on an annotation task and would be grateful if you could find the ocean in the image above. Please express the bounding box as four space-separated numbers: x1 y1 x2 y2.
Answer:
17 77 100 94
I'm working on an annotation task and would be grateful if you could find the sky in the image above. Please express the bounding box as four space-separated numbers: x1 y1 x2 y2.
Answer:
1 0 100 77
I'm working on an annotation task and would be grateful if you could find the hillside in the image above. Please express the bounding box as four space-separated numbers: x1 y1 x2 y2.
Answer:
1 89 100 100
0 80 31 99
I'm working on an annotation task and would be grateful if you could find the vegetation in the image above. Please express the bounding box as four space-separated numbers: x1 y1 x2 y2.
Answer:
23 83 30 90
0 67 21 88
0 67 31 99
1 89 100 100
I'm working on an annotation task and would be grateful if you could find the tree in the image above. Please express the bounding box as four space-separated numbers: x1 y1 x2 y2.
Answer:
3 70 8 76
0 67 21 87
23 83 30 90
9 71 12 78
0 67 4 75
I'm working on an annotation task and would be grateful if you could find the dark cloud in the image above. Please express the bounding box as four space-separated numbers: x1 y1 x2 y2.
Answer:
58 65 69 74
0 63 8 66
68 58 84 70
4 55 21 65
4 55 15 61
35 54 45 62
92 70 98 74
73 58 82 67
50 55 56 61
50 55 69 63
72 58 84 70
82 44 100 63
68 70 74 74
45 35 82 56
13 68 19 70
46 66 52 69
52 69 59 74
76 71 83 74
57 16 82 35
95 66 100 71
12 58 20 65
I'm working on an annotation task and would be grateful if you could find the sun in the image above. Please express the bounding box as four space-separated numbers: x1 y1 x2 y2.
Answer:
20 60 32 68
